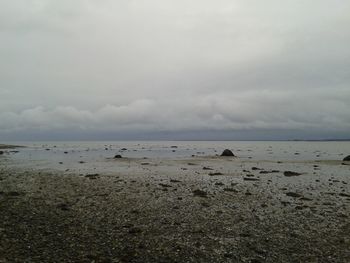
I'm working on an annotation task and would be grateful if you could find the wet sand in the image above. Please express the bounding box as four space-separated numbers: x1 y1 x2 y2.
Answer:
1 150 350 262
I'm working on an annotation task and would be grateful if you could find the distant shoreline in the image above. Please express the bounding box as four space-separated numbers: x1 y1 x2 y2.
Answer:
0 144 25 149
2 139 350 143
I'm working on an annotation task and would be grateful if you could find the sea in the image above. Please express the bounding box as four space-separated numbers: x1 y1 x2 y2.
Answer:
1 141 349 173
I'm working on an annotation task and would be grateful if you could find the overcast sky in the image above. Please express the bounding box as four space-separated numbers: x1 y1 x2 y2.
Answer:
1 0 350 140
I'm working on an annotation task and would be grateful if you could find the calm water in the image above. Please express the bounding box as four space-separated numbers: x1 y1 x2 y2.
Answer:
1 141 349 172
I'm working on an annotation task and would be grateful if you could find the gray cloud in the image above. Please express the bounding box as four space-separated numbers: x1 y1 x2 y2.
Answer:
1 0 350 140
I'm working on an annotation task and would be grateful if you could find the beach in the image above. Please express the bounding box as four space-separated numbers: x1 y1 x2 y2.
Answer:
0 142 349 262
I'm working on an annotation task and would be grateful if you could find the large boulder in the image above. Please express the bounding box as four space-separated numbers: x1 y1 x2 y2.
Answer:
343 155 350 161
221 149 235 157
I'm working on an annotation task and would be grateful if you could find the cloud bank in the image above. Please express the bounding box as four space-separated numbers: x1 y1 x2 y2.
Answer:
1 0 349 140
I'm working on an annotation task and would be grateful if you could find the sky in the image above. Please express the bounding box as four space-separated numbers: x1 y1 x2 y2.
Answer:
0 0 350 141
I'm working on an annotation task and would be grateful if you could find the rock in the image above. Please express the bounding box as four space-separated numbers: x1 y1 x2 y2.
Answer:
286 192 302 198
121 148 127 151
284 171 302 177
0 151 4 155
244 177 260 181
203 167 213 170
128 227 142 234
7 191 24 197
260 170 279 174
85 174 99 179
170 179 181 183
209 172 223 176
193 189 208 197
114 154 122 159
221 149 235 156
343 155 350 161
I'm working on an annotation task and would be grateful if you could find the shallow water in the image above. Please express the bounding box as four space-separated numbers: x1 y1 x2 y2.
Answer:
1 141 349 174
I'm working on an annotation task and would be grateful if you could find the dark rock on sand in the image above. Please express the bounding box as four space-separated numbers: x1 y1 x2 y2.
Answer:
193 189 208 197
209 172 223 176
284 171 302 177
343 155 350 161
203 167 214 170
170 179 181 183
114 155 122 159
85 174 100 179
0 151 4 155
286 192 302 198
260 170 279 174
128 227 142 234
244 177 260 181
221 149 235 157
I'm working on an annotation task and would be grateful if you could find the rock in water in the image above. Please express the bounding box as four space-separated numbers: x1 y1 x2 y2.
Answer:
114 154 122 159
221 149 235 157
0 151 4 155
343 155 350 161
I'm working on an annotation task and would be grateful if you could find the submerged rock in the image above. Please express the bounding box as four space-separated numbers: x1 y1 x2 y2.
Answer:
0 151 4 155
343 155 350 161
114 154 122 159
221 149 235 157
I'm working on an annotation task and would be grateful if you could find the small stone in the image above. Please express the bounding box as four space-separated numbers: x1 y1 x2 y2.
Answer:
85 174 99 179
128 227 142 234
193 189 208 197
114 155 122 159
286 192 302 198
284 171 302 177
209 172 223 176
244 177 260 181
